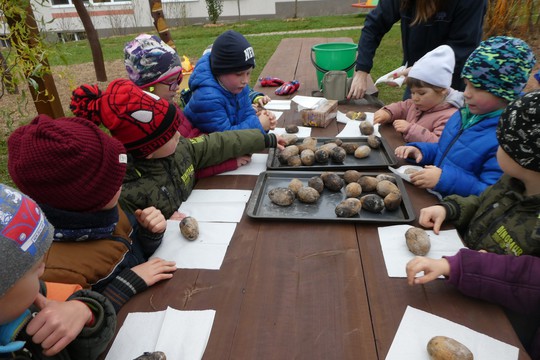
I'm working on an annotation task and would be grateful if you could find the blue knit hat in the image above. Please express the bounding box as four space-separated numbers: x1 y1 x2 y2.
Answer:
461 36 536 102
124 34 182 88
0 184 53 297
210 30 255 75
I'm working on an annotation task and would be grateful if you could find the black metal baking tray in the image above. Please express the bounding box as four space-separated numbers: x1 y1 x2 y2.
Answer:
266 137 398 170
246 170 415 223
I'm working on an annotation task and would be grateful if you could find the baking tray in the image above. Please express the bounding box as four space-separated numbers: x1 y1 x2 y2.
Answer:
267 137 398 170
246 170 415 223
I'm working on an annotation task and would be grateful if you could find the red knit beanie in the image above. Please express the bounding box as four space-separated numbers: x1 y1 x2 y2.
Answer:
8 115 128 212
70 78 181 159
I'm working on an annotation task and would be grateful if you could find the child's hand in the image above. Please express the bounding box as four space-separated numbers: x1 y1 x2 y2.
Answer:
394 146 423 162
254 95 271 108
258 112 271 131
406 256 450 285
409 165 441 189
419 205 447 234
27 293 92 356
135 207 166 234
236 155 252 167
169 211 187 221
373 109 392 124
131 258 176 286
393 119 410 134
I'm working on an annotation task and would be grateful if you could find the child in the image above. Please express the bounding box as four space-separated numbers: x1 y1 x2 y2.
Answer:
374 45 463 143
395 36 536 197
406 89 540 357
0 183 116 359
8 115 177 312
183 30 277 133
124 33 251 178
69 78 285 220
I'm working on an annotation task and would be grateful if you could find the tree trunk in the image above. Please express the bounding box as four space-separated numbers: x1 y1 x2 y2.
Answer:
149 0 176 51
5 4 64 118
72 0 107 82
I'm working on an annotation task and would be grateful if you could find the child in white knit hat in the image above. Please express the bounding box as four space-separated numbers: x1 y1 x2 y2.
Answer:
374 45 463 143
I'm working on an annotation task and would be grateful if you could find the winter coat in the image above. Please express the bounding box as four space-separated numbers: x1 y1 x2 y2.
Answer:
442 175 540 256
408 108 502 197
356 0 487 91
382 89 462 142
445 248 540 359
184 53 265 133
0 283 115 360
120 129 277 219
38 204 155 312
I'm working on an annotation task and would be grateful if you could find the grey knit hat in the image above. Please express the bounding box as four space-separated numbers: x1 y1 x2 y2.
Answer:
0 183 53 297
497 89 540 171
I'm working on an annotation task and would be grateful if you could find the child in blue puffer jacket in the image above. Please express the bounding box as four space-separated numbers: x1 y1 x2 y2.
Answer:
184 30 276 134
395 36 536 197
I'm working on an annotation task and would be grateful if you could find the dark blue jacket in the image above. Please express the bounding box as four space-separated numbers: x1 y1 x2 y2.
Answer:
408 109 502 197
184 53 265 133
356 0 487 91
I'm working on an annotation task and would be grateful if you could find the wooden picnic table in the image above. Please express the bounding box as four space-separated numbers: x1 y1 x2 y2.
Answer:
103 37 530 359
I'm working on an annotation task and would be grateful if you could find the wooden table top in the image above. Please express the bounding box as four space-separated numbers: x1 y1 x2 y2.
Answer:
105 37 529 360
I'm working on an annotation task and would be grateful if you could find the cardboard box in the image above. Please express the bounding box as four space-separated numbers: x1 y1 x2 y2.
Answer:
293 99 338 128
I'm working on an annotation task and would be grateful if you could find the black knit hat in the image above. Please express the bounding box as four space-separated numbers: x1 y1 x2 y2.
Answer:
210 30 255 75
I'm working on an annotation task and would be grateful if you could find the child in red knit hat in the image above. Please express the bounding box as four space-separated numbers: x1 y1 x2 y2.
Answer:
7 115 177 313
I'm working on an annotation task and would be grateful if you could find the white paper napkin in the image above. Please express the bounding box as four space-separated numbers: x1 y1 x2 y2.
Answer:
386 306 519 360
374 65 407 87
106 307 216 360
217 154 268 176
378 224 465 278
336 117 381 138
152 220 237 269
336 110 374 124
270 126 312 138
264 100 291 110
291 95 326 110
179 190 252 223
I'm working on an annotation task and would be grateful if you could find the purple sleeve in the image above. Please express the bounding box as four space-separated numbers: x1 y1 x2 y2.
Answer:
446 248 540 316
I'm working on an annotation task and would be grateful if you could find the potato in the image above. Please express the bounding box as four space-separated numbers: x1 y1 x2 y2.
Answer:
427 336 473 360
361 194 385 213
285 124 299 133
297 186 320 204
314 148 329 163
341 142 360 154
376 179 400 198
300 149 316 166
288 178 303 195
357 176 378 192
322 172 344 192
308 176 324 193
405 227 431 256
335 198 362 217
268 187 295 206
367 134 382 149
356 111 367 121
179 216 199 241
354 145 371 159
359 121 374 135
287 155 302 167
343 169 362 184
330 146 347 163
383 192 402 211
319 142 338 152
345 110 356 119
278 145 299 164
297 137 318 152
345 182 362 198
134 351 167 360
280 134 298 146
376 173 397 184
405 168 420 175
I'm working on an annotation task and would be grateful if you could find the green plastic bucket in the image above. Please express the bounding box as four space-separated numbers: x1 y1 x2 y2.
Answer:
311 42 358 88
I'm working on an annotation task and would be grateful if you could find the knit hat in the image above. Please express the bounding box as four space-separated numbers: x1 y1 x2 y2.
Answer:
210 30 255 75
124 34 182 88
461 36 536 102
408 45 455 88
8 115 128 212
70 78 181 159
497 89 540 171
0 183 54 297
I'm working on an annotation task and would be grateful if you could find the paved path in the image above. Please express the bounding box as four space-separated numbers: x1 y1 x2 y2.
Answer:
245 26 363 37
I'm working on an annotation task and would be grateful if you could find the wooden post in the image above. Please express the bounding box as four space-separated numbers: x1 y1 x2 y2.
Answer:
5 3 64 118
148 0 176 51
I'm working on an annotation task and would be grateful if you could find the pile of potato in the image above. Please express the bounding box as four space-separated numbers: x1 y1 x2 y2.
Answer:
267 171 404 218
276 135 381 167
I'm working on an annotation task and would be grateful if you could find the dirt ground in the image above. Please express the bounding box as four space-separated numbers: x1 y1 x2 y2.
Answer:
1 42 540 134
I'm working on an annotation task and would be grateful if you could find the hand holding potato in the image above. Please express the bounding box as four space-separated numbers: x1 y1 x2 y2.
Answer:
373 109 392 124
419 205 447 234
406 256 450 285
409 165 441 189
394 145 423 163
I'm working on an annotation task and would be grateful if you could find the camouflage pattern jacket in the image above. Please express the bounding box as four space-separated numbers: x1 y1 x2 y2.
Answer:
442 175 540 256
120 129 273 219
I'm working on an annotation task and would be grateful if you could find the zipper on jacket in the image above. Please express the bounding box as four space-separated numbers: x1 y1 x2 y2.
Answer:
436 128 463 167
